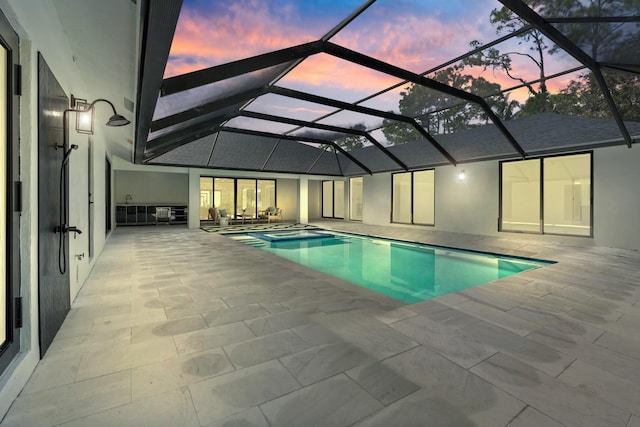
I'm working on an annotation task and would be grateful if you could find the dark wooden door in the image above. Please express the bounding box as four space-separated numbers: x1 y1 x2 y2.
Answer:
37 54 70 357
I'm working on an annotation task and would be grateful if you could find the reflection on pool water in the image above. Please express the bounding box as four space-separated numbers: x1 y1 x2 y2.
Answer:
229 230 553 303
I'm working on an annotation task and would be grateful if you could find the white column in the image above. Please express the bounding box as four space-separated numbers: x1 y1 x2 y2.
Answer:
298 176 309 224
188 169 200 229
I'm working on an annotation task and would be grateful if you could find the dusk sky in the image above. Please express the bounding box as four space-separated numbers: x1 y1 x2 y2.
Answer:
163 0 581 139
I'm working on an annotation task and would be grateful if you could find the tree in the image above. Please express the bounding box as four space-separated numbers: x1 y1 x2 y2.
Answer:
548 72 640 121
546 0 640 61
385 0 639 141
461 0 575 101
333 123 368 150
382 66 519 144
471 0 640 116
380 119 420 145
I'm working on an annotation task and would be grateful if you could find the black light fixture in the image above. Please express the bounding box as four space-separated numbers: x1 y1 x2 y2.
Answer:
71 95 131 133
73 97 93 134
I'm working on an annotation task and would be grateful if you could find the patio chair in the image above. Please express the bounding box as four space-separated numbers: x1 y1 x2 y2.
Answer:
155 206 172 224
207 207 229 225
267 207 282 223
208 207 219 224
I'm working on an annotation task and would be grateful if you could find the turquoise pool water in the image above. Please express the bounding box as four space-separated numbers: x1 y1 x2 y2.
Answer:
229 230 552 303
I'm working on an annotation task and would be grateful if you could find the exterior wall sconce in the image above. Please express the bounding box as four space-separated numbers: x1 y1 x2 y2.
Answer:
458 169 466 181
73 97 93 134
71 95 131 134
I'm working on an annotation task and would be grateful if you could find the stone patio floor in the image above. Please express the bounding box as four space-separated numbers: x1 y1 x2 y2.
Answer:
2 221 640 426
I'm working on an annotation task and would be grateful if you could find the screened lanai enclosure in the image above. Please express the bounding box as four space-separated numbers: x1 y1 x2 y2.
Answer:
135 0 640 176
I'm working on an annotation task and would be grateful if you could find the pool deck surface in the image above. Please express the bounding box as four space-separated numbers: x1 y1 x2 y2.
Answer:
3 221 640 426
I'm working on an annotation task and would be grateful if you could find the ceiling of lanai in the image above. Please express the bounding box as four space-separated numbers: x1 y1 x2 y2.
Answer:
55 0 640 176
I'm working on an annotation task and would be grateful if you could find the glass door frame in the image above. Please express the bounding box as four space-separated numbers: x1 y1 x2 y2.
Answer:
0 8 21 375
498 151 593 238
199 176 277 223
391 169 435 226
321 180 345 219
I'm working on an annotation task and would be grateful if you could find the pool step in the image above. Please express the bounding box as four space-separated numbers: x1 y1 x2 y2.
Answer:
245 239 267 248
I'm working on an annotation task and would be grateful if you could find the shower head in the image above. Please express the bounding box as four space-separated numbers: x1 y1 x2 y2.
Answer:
62 144 79 165
106 114 131 127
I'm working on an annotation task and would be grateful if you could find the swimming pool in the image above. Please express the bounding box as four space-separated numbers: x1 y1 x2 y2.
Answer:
229 229 552 303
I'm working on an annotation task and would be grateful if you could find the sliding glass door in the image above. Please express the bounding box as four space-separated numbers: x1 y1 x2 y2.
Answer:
199 177 213 220
392 170 435 225
392 172 411 223
501 159 541 233
543 154 591 236
322 181 333 218
214 178 235 216
349 177 363 221
322 180 344 219
500 153 592 236
199 176 276 221
257 180 276 214
236 179 257 217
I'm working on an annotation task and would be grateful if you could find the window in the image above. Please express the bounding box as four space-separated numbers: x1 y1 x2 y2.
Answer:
500 153 592 236
322 180 344 219
334 181 344 219
392 173 411 223
257 180 276 213
199 177 276 221
413 170 435 225
349 177 363 221
322 181 333 217
214 178 235 216
501 159 541 233
199 177 213 220
543 154 591 236
236 179 257 217
392 170 435 225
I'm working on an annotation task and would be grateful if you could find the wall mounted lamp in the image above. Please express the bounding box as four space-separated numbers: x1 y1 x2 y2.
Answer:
73 97 93 134
458 169 466 181
71 95 131 134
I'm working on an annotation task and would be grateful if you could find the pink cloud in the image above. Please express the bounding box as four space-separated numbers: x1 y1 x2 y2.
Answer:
166 3 486 90
273 105 332 115
166 3 319 77
166 2 580 110
332 13 484 74
280 54 403 96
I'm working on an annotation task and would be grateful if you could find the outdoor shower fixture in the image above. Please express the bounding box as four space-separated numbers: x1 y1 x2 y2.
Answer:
55 96 131 274
61 144 79 165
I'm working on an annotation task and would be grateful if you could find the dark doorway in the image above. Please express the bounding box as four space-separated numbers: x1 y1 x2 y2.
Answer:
0 9 21 374
37 54 70 357
88 138 93 259
105 156 112 233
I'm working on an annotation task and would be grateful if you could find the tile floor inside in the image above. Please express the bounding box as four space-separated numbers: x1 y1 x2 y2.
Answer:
2 221 640 426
